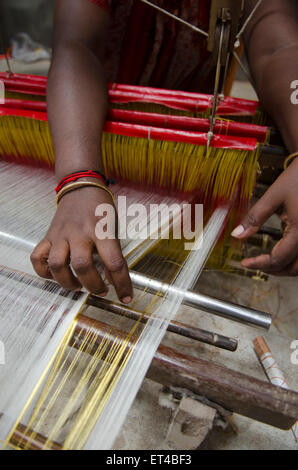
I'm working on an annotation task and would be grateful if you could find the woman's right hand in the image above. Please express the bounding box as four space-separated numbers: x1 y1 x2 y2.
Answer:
30 186 133 304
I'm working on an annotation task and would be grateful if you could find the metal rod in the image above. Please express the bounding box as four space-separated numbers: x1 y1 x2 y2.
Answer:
206 22 226 154
129 271 272 330
233 50 253 84
236 0 263 40
139 0 209 37
0 264 271 330
87 296 238 351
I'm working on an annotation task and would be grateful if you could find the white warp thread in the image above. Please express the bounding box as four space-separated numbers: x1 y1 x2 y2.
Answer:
85 206 229 449
0 161 188 448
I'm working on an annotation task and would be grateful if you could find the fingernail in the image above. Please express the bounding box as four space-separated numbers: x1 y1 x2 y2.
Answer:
122 296 132 304
241 259 252 268
231 225 245 238
93 290 108 297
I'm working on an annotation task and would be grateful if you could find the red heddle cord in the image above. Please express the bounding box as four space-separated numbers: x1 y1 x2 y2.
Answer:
55 170 109 194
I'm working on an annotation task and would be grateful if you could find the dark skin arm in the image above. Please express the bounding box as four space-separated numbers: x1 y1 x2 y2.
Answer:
31 0 133 302
232 0 298 276
32 0 298 291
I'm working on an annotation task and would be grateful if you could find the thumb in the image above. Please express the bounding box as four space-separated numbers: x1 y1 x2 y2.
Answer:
231 185 283 239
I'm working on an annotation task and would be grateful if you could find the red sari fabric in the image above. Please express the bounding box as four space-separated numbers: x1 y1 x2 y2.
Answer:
88 0 214 92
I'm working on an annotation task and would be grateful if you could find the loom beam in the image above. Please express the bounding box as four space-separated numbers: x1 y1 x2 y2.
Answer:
71 316 298 431
11 313 296 450
87 296 238 351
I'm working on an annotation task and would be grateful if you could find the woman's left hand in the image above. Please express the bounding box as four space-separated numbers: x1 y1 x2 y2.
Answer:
232 158 298 276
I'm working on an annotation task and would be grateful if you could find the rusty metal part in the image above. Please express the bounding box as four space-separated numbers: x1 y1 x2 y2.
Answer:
71 317 298 430
87 296 238 351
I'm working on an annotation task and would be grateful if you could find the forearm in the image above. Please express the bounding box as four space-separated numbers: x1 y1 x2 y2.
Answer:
247 45 298 153
244 0 298 153
33 1 133 301
47 40 108 180
232 1 298 276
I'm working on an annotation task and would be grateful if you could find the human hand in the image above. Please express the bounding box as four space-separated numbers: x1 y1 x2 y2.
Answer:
232 158 298 276
31 186 133 303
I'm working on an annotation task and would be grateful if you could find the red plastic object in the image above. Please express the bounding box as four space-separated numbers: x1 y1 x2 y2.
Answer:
0 107 258 150
0 100 268 142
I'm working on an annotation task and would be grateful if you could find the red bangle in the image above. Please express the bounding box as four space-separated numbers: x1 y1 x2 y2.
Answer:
55 170 108 194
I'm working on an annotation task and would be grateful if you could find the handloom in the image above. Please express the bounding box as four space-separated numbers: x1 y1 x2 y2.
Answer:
0 1 297 450
0 84 297 449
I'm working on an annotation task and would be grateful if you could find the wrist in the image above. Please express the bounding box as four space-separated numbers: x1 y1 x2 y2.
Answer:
55 154 104 182
55 169 109 194
56 180 114 206
55 166 103 182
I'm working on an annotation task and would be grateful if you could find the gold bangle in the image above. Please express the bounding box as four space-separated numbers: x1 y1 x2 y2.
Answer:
283 151 298 170
56 181 114 206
